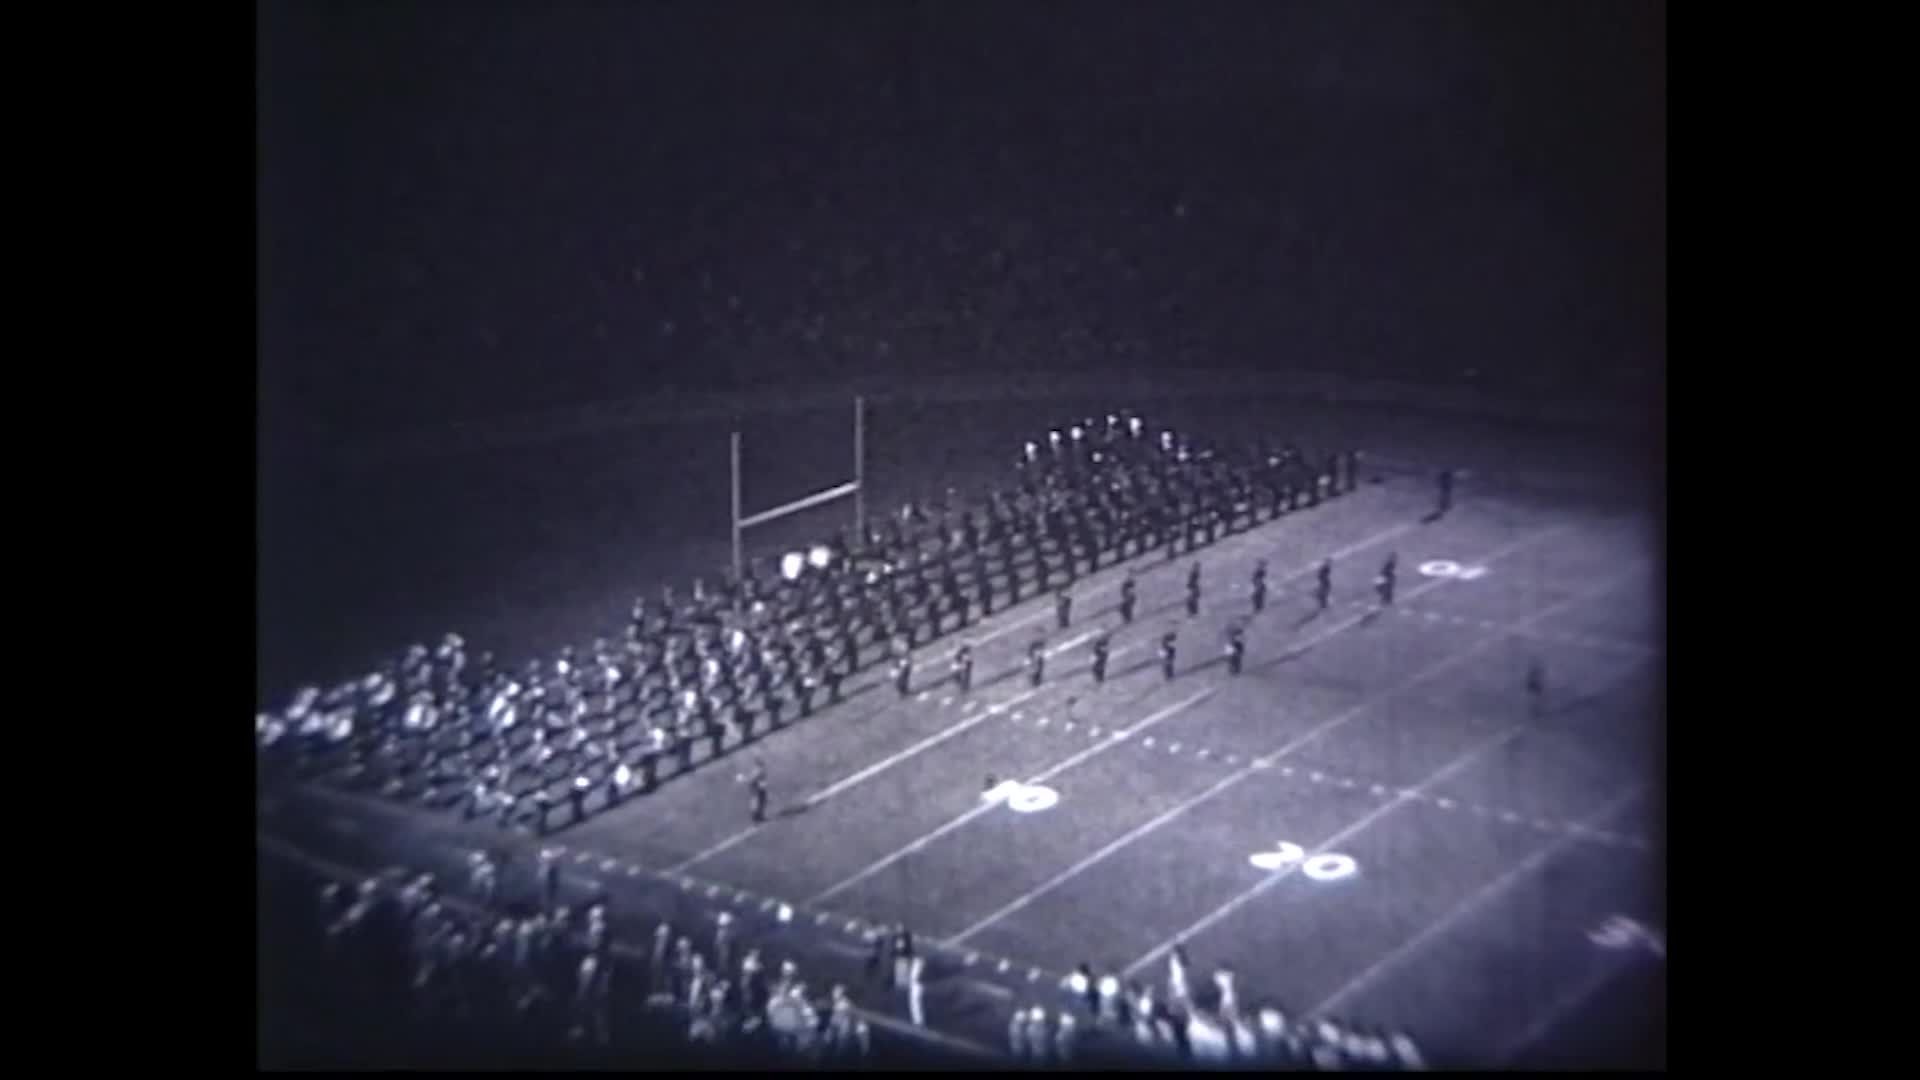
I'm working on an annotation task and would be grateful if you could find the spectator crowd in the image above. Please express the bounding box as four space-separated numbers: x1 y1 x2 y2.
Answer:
284 850 883 1068
1003 950 1429 1069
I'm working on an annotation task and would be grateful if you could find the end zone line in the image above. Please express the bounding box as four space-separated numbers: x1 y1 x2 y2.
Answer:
807 687 1216 906
1120 562 1646 978
1305 784 1649 1020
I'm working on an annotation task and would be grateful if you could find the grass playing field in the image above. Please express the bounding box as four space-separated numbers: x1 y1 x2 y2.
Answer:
259 391 1662 1067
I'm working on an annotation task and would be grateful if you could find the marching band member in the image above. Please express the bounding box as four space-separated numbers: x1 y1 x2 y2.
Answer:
1167 943 1192 1013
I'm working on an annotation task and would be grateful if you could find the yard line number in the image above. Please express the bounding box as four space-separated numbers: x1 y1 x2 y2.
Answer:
1418 560 1489 581
979 787 1360 880
982 780 1061 814
1588 915 1664 958
1248 841 1359 882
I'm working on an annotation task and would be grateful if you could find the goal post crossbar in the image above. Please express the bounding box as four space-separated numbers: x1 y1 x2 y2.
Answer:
730 396 866 589
738 480 861 530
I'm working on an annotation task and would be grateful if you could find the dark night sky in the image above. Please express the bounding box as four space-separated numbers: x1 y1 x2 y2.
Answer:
257 0 1664 440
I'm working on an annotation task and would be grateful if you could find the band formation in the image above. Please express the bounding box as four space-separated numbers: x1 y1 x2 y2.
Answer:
260 410 1464 1069
257 411 1383 833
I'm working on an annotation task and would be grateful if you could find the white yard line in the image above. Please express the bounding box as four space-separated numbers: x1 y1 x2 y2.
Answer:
937 529 1585 945
1007 711 1650 851
1048 626 1105 652
669 683 1055 872
944 765 1253 946
1493 955 1647 1067
1304 784 1649 1019
809 527 1568 909
675 519 1423 874
955 606 1054 649
1122 721 1530 979
1117 562 1648 978
806 687 1217 905
1387 605 1656 657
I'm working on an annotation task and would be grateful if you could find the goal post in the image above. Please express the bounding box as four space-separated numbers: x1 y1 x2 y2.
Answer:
730 395 867 592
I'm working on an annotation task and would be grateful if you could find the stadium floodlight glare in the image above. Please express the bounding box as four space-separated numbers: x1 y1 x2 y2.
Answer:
781 552 807 581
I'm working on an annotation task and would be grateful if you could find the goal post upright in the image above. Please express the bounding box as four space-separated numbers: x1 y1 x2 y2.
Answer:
731 430 744 588
854 394 866 539
729 396 868 606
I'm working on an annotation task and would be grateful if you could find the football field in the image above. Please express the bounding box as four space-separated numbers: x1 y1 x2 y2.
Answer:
260 422 1662 1067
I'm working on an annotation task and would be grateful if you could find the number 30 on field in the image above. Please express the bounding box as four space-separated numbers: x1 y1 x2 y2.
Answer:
1248 842 1359 882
